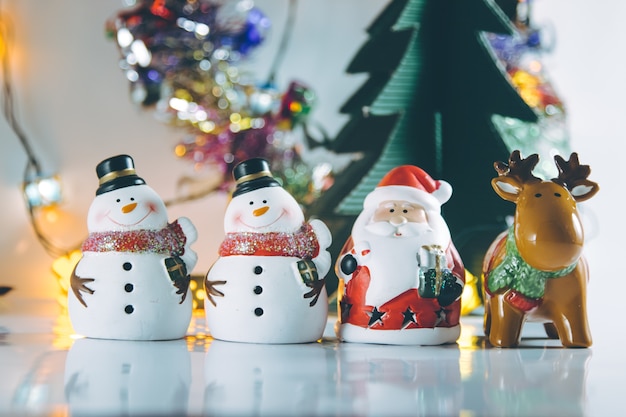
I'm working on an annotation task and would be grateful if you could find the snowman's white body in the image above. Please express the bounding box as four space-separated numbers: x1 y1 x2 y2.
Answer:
68 183 197 341
205 185 331 344
69 251 193 340
206 253 328 343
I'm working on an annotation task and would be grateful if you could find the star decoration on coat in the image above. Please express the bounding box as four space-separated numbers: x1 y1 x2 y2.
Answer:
402 307 417 328
367 307 385 327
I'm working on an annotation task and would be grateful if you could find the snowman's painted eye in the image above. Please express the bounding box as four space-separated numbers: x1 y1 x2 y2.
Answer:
130 197 135 201
116 199 121 203
262 200 267 204
249 201 254 205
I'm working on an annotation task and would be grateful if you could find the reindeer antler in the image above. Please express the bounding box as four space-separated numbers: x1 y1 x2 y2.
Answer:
494 150 541 183
553 153 591 189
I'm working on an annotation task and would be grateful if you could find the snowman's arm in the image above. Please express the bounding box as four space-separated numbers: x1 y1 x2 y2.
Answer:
312 250 331 280
309 219 332 278
204 264 226 307
177 217 198 271
309 219 332 250
293 259 327 307
70 260 94 308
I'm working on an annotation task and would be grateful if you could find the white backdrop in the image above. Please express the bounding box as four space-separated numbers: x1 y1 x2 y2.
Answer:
1 0 623 343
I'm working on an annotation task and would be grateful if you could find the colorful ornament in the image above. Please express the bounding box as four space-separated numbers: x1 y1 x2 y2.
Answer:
68 154 198 340
106 0 270 107
335 165 465 345
204 158 332 344
107 0 337 206
483 151 598 347
487 0 571 179
172 81 325 202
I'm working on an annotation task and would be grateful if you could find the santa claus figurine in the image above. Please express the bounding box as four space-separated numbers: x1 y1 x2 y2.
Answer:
336 165 465 345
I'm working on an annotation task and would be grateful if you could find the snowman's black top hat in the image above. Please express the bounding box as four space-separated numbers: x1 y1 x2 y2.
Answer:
95 154 146 195
232 158 280 197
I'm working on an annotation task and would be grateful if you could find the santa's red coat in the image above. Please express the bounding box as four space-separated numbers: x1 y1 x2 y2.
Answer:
338 239 465 330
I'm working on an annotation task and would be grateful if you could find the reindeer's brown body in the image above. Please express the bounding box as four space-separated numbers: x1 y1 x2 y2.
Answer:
482 151 599 348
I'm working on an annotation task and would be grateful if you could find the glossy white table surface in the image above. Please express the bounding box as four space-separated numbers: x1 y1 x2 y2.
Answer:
0 301 622 417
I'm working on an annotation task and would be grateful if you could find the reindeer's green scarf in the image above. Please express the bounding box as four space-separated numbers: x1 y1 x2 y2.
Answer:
487 227 577 299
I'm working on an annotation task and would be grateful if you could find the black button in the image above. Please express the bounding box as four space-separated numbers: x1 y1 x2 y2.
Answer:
254 307 263 316
124 305 134 314
253 286 263 295
124 283 134 293
254 266 263 275
123 262 132 271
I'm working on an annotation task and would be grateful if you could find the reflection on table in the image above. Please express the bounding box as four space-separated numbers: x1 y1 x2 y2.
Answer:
4 316 593 417
64 338 191 416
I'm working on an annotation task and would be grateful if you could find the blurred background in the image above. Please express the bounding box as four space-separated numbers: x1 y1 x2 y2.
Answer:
0 0 383 307
0 0 622 341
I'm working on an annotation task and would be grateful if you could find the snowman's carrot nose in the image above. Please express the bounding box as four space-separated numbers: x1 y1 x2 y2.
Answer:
253 206 269 217
122 202 137 213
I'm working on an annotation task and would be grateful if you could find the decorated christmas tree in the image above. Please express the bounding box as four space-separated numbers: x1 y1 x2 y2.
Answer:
308 0 539 278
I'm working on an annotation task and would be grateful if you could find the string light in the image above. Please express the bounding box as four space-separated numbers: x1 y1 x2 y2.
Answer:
0 6 78 259
22 174 62 208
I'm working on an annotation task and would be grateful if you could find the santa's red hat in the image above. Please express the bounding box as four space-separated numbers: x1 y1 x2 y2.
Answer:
363 165 452 212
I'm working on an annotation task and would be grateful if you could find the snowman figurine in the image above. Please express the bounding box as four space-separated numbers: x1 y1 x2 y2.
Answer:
205 158 332 344
68 154 198 340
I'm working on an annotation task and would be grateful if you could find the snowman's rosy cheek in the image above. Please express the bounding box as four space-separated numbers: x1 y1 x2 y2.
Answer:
233 212 245 223
95 210 108 223
148 202 158 213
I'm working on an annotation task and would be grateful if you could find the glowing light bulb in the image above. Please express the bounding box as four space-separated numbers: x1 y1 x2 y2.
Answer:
23 174 62 208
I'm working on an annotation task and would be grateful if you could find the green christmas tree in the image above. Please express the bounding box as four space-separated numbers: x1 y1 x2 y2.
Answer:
308 0 538 279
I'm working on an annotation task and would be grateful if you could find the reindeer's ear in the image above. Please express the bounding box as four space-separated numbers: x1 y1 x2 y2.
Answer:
570 180 599 202
491 176 522 202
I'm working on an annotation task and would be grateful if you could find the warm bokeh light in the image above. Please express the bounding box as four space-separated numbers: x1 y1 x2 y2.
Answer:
51 249 82 312
461 269 482 316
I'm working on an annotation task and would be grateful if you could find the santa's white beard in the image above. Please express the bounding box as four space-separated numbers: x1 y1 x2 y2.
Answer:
351 212 451 306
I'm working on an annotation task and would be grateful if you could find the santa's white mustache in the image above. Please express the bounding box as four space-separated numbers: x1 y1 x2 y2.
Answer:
365 220 432 237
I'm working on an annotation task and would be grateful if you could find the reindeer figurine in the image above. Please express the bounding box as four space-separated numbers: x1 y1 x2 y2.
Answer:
483 150 599 348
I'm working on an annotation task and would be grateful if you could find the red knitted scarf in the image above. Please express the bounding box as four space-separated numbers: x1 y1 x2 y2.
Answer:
219 223 319 259
81 220 186 256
